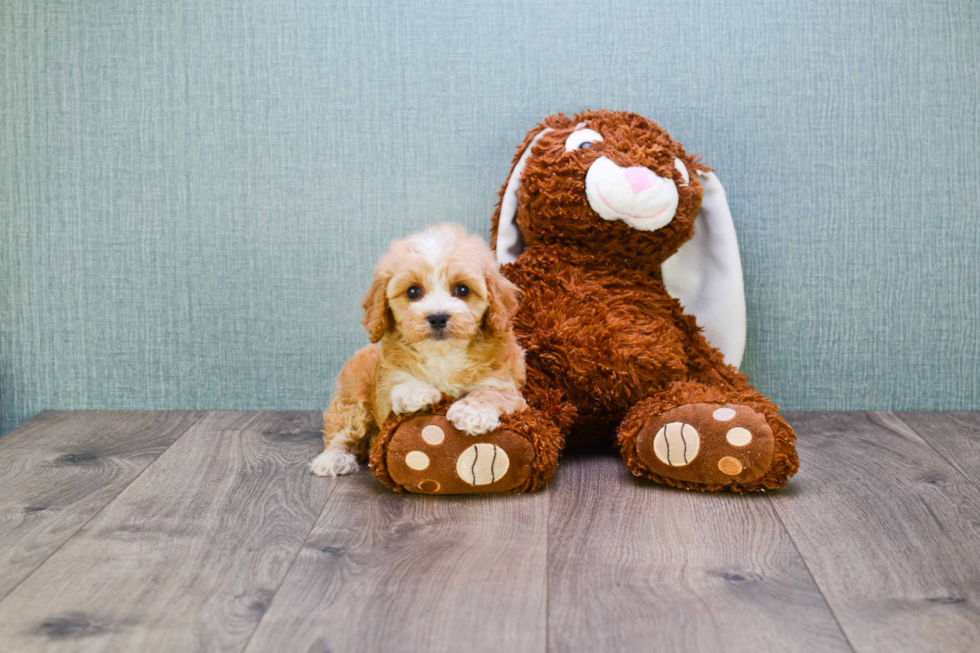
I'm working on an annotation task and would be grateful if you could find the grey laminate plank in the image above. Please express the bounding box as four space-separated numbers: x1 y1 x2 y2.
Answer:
896 412 980 490
243 469 549 653
547 454 850 653
771 412 980 653
0 411 333 653
0 410 204 601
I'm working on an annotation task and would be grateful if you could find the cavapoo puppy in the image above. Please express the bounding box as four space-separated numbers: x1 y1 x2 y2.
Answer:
310 224 527 477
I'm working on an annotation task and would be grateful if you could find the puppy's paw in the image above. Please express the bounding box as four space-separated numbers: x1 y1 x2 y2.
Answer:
447 399 501 435
391 385 443 414
310 449 359 477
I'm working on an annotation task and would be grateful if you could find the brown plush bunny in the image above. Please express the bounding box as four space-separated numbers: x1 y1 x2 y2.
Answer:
370 110 799 494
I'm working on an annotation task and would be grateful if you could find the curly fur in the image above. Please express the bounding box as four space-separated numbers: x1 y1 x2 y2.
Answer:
371 109 799 493
313 224 527 478
492 110 798 491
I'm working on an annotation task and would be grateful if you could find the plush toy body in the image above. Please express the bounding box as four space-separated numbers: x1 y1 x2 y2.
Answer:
371 111 799 493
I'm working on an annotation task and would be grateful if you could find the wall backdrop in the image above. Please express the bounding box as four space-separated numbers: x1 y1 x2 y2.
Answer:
2 0 978 435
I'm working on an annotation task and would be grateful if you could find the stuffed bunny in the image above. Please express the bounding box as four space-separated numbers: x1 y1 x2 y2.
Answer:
370 110 799 494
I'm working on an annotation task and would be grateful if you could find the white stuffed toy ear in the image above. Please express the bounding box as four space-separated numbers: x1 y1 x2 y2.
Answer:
661 172 746 368
496 128 552 265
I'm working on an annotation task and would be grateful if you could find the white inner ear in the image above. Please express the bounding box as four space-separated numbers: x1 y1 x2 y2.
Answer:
661 172 746 368
496 128 552 265
673 157 690 186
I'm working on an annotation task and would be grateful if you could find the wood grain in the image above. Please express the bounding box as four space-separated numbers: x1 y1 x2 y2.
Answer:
3 411 980 653
0 410 204 601
0 411 333 653
896 412 980 490
547 453 850 653
771 412 980 653
244 468 549 653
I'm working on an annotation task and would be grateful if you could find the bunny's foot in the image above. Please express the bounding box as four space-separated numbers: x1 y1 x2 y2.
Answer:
619 382 799 492
635 403 775 485
383 415 533 494
370 399 563 494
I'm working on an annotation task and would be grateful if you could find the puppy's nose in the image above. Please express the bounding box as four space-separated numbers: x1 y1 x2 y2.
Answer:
624 166 658 194
427 313 450 330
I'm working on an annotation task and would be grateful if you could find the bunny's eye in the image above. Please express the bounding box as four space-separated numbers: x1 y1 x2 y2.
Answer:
565 128 604 152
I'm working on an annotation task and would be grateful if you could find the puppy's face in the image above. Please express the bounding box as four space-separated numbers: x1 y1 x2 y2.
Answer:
387 234 489 345
362 225 518 346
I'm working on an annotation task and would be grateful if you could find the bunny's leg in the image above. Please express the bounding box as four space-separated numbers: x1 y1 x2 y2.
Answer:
617 380 799 492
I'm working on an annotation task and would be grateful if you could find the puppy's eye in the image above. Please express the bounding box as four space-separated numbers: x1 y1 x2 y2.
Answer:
453 284 470 298
564 128 604 152
406 286 423 300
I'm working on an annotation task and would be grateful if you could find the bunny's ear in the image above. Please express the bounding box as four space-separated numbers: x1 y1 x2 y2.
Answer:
661 172 746 367
493 127 553 265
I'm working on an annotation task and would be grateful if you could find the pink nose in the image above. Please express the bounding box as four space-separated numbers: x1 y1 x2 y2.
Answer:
624 166 657 194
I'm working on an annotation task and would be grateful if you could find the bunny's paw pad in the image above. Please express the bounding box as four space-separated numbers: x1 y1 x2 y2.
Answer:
635 403 775 486
386 416 534 494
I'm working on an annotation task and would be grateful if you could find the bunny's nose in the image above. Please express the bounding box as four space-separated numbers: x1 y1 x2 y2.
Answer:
624 166 658 194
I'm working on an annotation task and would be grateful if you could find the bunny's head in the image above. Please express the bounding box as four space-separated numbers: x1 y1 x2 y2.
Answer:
491 110 748 368
492 110 711 268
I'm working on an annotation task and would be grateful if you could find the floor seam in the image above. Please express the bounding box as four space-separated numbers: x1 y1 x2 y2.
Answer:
0 410 207 607
767 492 859 653
544 484 551 653
892 412 980 496
238 471 342 653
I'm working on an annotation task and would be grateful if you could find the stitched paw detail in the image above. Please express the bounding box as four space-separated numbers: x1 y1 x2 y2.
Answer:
652 422 701 466
456 443 510 485
385 416 533 495
635 403 774 486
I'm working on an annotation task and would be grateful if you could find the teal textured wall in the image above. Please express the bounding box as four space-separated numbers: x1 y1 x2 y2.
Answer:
2 0 979 435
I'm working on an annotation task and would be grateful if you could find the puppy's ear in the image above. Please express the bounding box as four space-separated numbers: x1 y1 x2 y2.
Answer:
361 271 391 343
483 264 521 337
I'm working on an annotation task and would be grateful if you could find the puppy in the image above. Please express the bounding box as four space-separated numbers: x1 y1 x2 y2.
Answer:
310 224 527 477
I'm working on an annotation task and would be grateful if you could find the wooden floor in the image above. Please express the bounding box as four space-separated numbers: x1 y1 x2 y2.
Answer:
0 411 978 652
